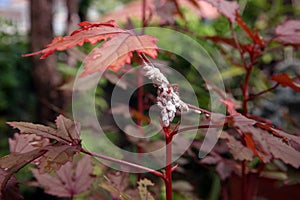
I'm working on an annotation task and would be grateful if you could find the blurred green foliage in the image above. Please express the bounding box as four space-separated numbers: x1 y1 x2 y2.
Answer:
0 18 36 156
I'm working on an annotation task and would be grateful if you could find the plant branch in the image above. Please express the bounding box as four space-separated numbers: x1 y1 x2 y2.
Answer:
163 126 173 200
230 22 247 69
249 83 279 100
173 124 226 135
80 148 165 180
242 66 252 115
186 104 211 115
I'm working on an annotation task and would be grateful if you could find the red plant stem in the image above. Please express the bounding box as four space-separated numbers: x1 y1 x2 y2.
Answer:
242 67 252 116
137 59 144 181
163 126 173 200
230 23 247 68
80 148 165 180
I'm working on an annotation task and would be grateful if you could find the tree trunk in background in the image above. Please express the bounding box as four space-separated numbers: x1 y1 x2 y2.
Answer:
30 0 69 123
66 0 80 34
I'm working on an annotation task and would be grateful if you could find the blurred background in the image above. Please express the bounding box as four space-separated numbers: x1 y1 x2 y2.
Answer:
0 0 300 199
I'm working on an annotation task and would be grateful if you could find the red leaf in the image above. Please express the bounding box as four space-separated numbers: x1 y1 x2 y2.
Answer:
31 155 95 198
80 34 157 76
201 0 239 23
23 20 158 77
23 20 125 59
274 20 300 45
272 73 300 93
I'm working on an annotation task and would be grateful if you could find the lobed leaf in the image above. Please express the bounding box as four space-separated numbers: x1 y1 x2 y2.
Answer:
234 115 300 168
272 73 300 93
201 0 239 23
9 133 50 153
23 20 158 77
274 19 300 45
38 143 81 173
220 98 300 167
1 115 82 182
30 155 95 198
0 148 47 198
23 20 125 59
0 169 23 200
0 149 48 173
80 34 157 76
7 115 81 145
220 131 254 161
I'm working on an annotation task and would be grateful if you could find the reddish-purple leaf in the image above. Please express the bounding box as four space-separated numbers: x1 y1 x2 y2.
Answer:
201 0 239 23
200 153 240 180
272 73 300 93
274 20 300 45
31 155 95 198
23 20 158 77
0 169 23 200
0 149 48 173
23 20 125 59
2 116 82 173
220 131 254 161
38 143 81 173
200 155 220 164
0 143 81 174
7 115 81 145
80 34 157 76
216 160 238 180
9 133 50 153
233 115 300 167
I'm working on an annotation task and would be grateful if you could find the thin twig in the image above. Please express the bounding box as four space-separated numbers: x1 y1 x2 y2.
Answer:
249 83 279 100
80 148 165 180
173 124 226 135
230 22 248 69
186 104 211 115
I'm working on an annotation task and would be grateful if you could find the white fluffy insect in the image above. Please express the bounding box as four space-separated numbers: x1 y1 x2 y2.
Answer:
142 63 189 127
